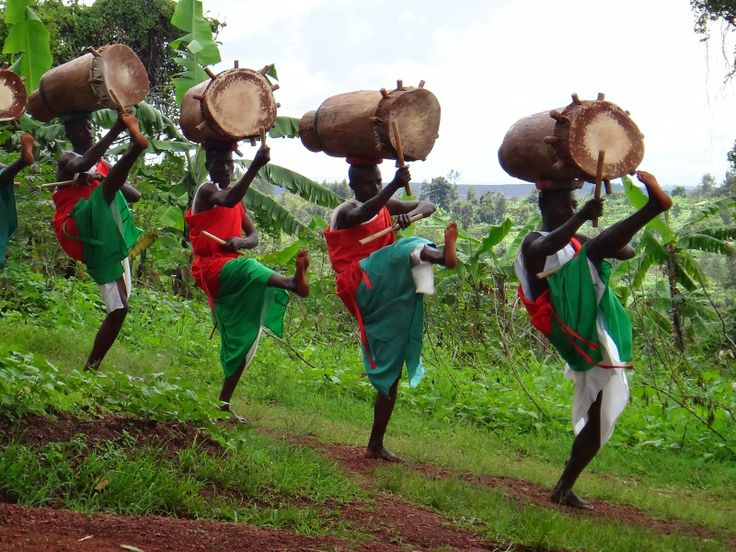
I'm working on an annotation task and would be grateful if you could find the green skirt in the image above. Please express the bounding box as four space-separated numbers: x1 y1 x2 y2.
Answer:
213 257 289 377
356 237 430 396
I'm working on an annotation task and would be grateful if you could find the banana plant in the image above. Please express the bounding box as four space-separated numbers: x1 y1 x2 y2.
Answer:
615 176 736 351
2 0 52 92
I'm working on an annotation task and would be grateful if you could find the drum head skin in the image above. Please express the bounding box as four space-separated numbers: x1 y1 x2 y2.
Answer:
565 101 644 180
385 88 441 161
202 68 276 140
99 44 149 107
0 69 28 122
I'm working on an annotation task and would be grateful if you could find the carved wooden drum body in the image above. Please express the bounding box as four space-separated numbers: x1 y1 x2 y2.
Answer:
0 68 27 122
498 94 644 183
300 85 441 161
180 68 277 143
28 44 149 122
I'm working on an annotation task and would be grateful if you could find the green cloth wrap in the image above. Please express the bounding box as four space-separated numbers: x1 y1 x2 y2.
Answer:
213 257 289 377
356 237 429 396
69 186 141 285
547 244 632 371
0 173 18 269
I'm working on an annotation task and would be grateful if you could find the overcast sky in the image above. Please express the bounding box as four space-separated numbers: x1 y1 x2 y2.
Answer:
203 0 735 188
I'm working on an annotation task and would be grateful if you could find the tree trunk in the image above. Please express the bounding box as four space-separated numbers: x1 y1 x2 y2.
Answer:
665 243 685 352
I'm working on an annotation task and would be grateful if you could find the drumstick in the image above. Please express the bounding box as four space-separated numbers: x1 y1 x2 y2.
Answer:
108 88 127 114
358 213 424 246
40 178 77 189
390 119 412 196
260 127 267 148
40 173 105 189
592 149 605 228
536 265 561 280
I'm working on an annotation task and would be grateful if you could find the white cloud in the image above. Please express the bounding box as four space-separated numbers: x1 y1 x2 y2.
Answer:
203 0 734 187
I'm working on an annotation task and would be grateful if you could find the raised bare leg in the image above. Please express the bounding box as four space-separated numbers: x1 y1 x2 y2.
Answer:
551 391 602 509
20 133 34 166
266 250 310 297
365 377 403 462
0 134 35 187
587 171 672 262
419 222 458 268
101 114 148 204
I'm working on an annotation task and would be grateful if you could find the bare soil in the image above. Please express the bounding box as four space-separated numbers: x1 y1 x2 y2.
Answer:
0 415 731 551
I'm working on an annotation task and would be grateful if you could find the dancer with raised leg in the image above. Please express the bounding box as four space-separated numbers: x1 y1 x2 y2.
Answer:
325 157 457 461
52 112 148 370
184 140 309 423
515 171 672 508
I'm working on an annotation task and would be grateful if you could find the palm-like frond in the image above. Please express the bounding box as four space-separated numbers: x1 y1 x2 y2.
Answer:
2 0 52 93
257 163 341 208
269 116 301 139
244 187 311 236
678 233 734 256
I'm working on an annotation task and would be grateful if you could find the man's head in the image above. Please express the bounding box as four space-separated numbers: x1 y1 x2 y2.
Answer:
204 140 237 185
60 113 93 153
346 155 383 201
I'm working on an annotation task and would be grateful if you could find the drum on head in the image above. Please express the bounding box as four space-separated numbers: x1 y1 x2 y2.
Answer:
0 67 27 122
299 84 441 162
499 94 644 183
27 44 149 122
180 67 277 143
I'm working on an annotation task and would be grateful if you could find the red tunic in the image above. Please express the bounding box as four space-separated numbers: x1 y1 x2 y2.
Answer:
52 159 110 260
323 207 395 367
184 202 244 304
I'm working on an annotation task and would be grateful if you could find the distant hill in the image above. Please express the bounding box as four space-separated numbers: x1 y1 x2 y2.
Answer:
413 182 689 200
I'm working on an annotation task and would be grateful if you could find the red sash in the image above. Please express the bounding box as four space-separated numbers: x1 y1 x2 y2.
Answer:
324 207 395 368
184 202 244 304
52 159 110 260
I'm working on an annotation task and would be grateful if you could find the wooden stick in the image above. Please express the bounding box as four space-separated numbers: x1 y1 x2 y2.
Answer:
536 265 562 280
359 213 424 246
204 66 217 79
201 230 226 245
260 127 267 148
108 88 127 113
201 230 247 256
40 178 77 189
592 150 605 228
390 119 412 196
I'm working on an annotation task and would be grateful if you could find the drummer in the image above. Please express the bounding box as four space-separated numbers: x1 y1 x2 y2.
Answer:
324 157 457 461
0 133 35 269
52 111 148 370
184 139 310 423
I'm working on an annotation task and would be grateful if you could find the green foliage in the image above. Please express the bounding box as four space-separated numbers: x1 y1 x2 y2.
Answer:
2 0 52 92
419 174 458 210
170 0 221 104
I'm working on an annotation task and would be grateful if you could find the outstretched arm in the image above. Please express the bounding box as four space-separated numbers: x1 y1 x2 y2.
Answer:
58 117 127 177
120 182 141 203
334 166 411 229
205 147 270 208
527 198 603 259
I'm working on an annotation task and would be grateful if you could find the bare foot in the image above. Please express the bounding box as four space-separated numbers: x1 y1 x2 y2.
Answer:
20 133 34 165
120 112 149 150
443 221 458 269
550 488 593 510
636 170 672 212
219 404 248 424
294 250 310 297
365 447 404 462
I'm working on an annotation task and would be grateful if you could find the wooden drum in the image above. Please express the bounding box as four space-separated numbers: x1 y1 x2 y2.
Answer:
0 67 27 122
299 83 441 161
28 44 149 122
180 67 277 143
498 93 644 183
